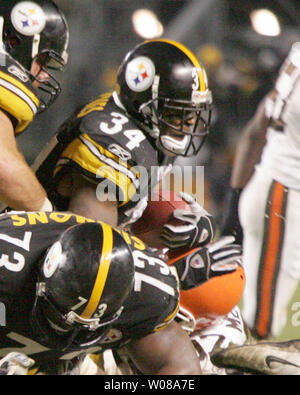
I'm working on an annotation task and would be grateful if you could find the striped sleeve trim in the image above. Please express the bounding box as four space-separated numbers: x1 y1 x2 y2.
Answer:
0 70 39 113
0 71 39 133
0 77 38 115
57 136 140 206
80 134 140 189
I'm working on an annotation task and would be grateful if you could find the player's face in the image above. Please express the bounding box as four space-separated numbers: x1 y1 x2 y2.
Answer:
30 59 50 88
160 109 198 141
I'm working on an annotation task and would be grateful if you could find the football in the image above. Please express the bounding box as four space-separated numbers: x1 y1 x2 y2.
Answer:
131 189 191 250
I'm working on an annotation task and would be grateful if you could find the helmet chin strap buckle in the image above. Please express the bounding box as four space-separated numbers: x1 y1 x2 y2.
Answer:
65 311 100 331
65 306 124 331
36 282 46 296
177 306 196 333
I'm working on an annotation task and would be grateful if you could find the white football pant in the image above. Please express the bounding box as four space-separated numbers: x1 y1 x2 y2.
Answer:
239 170 300 338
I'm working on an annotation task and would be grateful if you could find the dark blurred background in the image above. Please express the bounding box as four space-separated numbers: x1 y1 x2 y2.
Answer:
19 0 300 222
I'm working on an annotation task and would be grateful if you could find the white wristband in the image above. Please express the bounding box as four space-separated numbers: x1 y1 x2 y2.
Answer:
39 197 53 212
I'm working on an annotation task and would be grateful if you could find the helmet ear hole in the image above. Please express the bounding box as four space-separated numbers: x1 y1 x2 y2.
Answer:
7 34 21 49
133 100 142 114
39 294 72 332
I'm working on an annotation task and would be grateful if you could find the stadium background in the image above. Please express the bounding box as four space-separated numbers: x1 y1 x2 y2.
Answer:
18 0 300 341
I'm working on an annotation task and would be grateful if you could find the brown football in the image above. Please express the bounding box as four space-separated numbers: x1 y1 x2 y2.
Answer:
131 189 190 249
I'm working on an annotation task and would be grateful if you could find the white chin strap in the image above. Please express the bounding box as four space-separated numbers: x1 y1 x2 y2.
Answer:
159 134 191 155
32 34 40 59
0 17 4 52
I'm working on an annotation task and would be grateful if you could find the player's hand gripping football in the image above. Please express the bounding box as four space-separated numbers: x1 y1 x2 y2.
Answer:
160 192 216 250
169 236 243 290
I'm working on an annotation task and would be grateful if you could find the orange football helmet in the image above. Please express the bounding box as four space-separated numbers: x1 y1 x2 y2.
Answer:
167 249 246 332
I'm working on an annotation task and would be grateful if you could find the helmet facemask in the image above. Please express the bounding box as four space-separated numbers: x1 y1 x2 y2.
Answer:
32 281 124 351
30 49 67 112
139 88 212 157
176 305 197 333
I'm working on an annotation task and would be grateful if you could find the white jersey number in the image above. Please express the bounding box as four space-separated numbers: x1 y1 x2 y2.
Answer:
100 112 145 150
132 250 176 296
0 232 32 272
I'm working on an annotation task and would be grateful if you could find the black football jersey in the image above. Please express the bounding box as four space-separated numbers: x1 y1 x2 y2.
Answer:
0 53 40 134
36 92 174 225
0 211 179 373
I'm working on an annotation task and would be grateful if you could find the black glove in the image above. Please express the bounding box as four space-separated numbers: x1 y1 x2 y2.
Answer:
220 187 243 245
161 192 216 250
170 236 243 290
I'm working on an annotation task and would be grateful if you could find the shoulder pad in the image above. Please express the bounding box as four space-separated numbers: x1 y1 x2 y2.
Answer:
0 53 39 133
77 92 112 119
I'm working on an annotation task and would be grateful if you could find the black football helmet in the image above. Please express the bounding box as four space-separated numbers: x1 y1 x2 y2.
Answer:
32 222 135 351
0 0 69 111
117 39 213 157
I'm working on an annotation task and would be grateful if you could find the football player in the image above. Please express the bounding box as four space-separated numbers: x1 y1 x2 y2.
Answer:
167 236 248 375
0 0 68 212
0 210 244 375
35 39 216 252
221 42 300 340
167 238 300 375
0 210 199 374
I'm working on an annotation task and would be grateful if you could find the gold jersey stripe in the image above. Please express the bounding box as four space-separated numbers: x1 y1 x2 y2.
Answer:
0 70 39 107
80 134 140 194
77 92 112 118
80 222 113 319
82 133 132 171
147 39 207 91
0 85 34 133
59 137 137 206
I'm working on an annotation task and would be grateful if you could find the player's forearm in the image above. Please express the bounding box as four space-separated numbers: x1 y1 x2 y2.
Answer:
231 98 268 188
230 129 265 188
67 175 119 226
220 98 268 242
0 155 47 210
0 110 48 211
127 322 202 375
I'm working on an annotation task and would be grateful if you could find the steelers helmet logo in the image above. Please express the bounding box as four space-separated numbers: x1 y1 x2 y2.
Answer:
43 242 65 278
11 1 46 36
125 56 155 92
